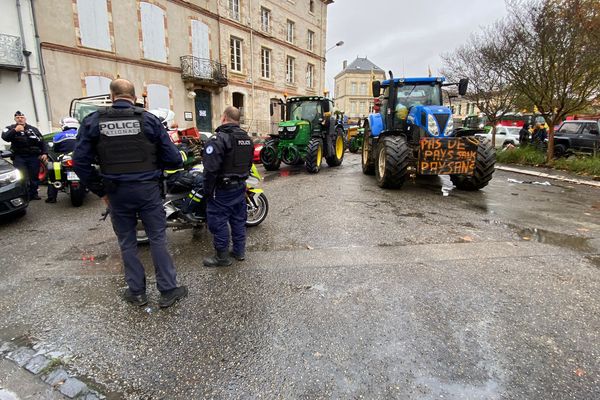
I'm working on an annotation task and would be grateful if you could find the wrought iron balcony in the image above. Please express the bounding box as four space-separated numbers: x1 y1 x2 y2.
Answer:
180 56 228 87
0 34 24 71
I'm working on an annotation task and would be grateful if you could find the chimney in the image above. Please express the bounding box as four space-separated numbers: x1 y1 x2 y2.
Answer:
343 60 347 69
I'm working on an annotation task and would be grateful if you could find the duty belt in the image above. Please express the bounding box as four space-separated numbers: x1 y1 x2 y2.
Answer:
217 177 245 189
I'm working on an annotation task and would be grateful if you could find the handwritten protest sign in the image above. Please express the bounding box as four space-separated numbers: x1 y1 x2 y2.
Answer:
418 137 479 175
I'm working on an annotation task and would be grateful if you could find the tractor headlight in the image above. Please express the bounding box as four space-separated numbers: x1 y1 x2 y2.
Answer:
278 127 284 132
287 126 297 132
0 169 22 185
445 118 454 134
427 114 439 136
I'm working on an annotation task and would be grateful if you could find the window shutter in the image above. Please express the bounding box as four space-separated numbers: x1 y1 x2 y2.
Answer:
77 0 111 51
84 76 111 96
147 84 170 110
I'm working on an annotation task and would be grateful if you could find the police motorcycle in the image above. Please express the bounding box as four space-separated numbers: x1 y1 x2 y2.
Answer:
46 118 87 206
135 159 268 244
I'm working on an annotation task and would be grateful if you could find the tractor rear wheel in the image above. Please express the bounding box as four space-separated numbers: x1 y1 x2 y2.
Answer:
260 139 281 171
325 128 345 167
361 124 375 175
375 136 410 189
305 138 323 173
450 138 495 191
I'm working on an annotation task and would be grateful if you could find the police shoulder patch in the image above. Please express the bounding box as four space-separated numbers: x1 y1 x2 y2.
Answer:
205 145 214 154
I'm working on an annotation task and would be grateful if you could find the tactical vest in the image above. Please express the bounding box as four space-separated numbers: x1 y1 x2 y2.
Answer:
7 125 43 156
96 107 157 174
221 130 253 178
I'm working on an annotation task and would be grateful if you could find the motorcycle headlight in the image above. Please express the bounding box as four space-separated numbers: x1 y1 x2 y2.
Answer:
0 169 22 185
427 114 439 136
445 118 454 133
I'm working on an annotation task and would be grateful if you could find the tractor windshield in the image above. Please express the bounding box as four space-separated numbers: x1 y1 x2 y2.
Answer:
288 101 322 122
395 84 442 108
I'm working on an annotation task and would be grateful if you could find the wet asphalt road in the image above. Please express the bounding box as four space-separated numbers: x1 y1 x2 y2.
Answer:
0 153 599 399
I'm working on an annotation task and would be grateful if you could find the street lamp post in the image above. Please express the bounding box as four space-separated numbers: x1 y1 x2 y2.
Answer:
325 41 344 98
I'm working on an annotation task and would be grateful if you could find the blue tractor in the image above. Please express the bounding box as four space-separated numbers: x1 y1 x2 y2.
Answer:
362 73 495 190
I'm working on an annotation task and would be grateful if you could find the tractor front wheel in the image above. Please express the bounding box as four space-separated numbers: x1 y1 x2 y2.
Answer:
305 138 323 173
349 137 360 153
450 138 495 191
375 136 410 189
325 128 345 167
260 139 281 171
361 127 375 175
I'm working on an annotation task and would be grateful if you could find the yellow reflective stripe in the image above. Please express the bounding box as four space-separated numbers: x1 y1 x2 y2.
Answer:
251 163 261 180
187 193 202 202
180 151 188 162
53 162 61 180
164 168 184 174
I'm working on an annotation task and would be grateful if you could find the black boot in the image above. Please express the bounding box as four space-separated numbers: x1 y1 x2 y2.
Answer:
230 251 245 261
203 250 232 267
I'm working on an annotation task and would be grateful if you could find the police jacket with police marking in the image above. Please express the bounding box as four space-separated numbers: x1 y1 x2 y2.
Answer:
52 128 77 154
2 123 48 156
73 99 183 197
202 123 253 195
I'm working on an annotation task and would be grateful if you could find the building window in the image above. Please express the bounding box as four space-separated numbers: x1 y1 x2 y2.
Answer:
140 2 167 62
147 84 170 110
351 101 357 114
191 20 209 60
458 104 462 115
360 101 366 114
77 0 111 51
360 82 367 95
286 56 295 84
286 20 295 44
351 82 357 95
84 75 111 96
260 7 271 32
230 37 242 72
306 63 314 88
261 47 271 79
309 0 315 13
307 30 314 52
229 0 240 21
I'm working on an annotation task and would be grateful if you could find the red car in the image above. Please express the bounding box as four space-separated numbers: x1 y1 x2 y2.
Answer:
253 137 268 164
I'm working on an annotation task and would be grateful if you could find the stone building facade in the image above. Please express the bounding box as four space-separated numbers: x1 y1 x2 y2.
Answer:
33 0 332 135
334 57 385 120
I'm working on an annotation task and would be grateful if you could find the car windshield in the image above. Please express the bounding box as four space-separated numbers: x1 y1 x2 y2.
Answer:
288 101 322 122
395 84 441 107
558 123 581 134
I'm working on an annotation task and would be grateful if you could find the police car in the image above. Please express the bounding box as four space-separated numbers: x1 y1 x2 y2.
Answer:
0 151 28 217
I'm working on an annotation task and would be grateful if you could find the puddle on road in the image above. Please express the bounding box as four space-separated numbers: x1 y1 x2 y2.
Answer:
485 220 595 252
586 255 600 269
517 227 594 252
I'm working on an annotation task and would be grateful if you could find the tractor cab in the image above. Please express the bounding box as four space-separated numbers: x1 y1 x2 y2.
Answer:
284 96 332 134
370 77 468 142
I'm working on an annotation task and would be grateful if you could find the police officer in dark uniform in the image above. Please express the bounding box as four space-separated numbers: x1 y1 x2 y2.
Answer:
2 111 48 200
73 79 188 308
203 106 254 267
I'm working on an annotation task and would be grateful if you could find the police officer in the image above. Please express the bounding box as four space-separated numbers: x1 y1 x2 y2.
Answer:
2 111 48 200
203 106 253 267
46 117 79 203
73 79 188 308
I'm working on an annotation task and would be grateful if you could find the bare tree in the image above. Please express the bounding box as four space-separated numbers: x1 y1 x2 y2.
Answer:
487 0 600 160
442 29 519 148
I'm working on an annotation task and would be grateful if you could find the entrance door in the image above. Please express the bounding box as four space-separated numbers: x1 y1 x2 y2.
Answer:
270 98 283 135
195 90 212 132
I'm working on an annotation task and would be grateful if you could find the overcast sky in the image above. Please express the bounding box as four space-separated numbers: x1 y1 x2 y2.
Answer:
325 0 508 91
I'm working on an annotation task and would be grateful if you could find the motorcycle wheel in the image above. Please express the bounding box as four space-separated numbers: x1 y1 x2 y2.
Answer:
70 183 86 207
246 193 268 227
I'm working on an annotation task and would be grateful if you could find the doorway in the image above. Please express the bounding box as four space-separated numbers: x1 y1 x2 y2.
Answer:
195 90 212 132
232 92 244 122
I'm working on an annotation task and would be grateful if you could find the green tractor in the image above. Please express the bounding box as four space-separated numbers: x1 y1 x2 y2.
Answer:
260 96 346 173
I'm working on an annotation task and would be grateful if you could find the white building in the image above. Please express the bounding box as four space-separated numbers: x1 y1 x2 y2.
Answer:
0 0 51 150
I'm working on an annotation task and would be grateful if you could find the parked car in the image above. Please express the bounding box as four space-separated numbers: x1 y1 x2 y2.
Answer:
475 126 521 148
0 151 28 218
253 137 267 164
553 120 600 156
